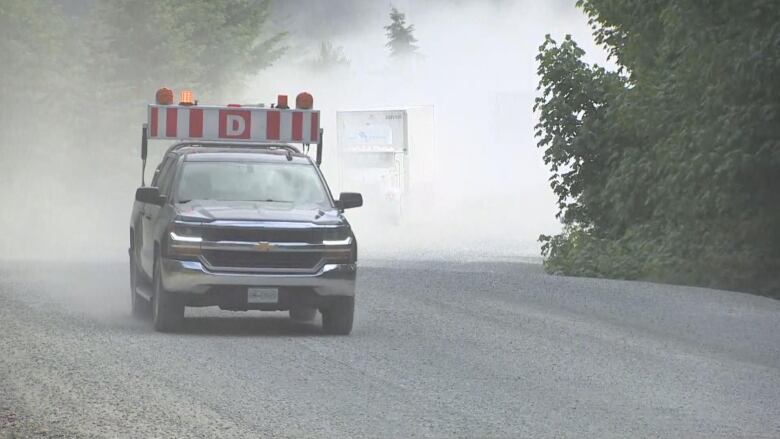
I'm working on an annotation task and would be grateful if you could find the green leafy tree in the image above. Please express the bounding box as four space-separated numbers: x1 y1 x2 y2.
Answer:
536 1 780 296
0 1 289 254
0 1 78 134
87 0 286 103
0 0 287 144
384 6 418 58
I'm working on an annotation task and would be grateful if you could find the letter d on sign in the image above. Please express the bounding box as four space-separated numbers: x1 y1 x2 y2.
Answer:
219 110 251 139
226 115 245 136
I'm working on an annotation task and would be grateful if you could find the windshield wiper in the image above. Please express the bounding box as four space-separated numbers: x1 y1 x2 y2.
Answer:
254 199 293 203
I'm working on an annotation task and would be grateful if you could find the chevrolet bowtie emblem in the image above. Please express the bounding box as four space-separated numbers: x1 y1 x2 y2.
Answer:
255 242 275 252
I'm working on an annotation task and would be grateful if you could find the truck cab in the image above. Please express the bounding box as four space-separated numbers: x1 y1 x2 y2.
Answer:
336 107 434 224
129 91 362 334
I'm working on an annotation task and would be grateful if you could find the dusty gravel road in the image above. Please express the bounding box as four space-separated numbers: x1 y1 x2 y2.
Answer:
1 259 779 438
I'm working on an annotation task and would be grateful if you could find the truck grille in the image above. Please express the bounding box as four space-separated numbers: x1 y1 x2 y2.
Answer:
202 250 322 270
202 228 321 244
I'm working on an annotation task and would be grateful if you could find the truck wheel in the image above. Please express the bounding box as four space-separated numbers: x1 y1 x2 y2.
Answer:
129 248 150 318
289 306 317 322
152 259 184 332
321 297 354 335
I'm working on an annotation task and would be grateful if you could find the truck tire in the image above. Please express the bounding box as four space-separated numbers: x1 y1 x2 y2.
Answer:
289 306 317 322
321 297 354 335
152 259 184 332
129 248 150 318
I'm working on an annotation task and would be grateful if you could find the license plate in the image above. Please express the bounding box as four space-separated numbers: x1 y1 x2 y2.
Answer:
247 288 278 304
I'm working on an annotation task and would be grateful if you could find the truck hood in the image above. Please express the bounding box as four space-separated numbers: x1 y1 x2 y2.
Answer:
174 200 344 225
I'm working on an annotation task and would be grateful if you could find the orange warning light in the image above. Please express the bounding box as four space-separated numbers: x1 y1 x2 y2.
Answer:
179 89 195 106
296 92 313 110
277 94 289 109
155 88 174 105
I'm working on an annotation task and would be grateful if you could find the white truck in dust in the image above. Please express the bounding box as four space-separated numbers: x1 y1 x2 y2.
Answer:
336 107 435 223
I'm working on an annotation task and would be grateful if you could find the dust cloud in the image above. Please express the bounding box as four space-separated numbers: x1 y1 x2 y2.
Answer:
248 0 608 260
0 0 607 263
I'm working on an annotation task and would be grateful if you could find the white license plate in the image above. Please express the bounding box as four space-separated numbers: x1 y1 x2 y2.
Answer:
247 288 278 304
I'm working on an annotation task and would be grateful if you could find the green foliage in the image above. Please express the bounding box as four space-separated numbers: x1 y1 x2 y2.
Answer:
0 1 68 92
0 0 286 143
88 0 285 102
0 1 79 133
384 6 419 58
0 0 288 224
536 1 780 296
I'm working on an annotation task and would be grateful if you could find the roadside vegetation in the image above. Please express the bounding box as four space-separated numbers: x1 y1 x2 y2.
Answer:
0 1 420 144
0 0 287 256
0 0 285 140
0 1 425 258
535 0 780 297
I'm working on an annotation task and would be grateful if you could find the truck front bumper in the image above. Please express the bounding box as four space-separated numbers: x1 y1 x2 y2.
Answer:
161 258 356 297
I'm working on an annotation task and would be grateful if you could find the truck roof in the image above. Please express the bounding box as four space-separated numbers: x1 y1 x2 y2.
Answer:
174 146 313 165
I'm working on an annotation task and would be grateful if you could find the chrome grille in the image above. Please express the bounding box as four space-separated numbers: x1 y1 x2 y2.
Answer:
202 250 322 270
201 228 320 243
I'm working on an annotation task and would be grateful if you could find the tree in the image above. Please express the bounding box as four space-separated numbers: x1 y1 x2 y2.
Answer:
309 41 350 71
86 0 286 104
536 1 780 296
384 6 418 58
0 0 79 135
0 1 289 256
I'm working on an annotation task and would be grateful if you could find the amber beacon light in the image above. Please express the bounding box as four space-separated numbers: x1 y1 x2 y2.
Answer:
276 94 289 109
296 92 314 110
155 87 174 105
179 89 196 106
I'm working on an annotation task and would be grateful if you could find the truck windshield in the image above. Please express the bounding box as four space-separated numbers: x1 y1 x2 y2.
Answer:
175 161 331 208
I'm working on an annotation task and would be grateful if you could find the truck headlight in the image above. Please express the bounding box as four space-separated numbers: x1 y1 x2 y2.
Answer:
323 237 352 246
165 224 202 259
323 233 354 263
321 227 350 244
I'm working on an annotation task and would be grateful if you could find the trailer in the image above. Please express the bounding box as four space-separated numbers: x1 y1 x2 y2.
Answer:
336 107 435 223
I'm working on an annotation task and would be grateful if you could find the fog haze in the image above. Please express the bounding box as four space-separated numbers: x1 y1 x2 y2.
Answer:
1 0 608 261
251 0 609 258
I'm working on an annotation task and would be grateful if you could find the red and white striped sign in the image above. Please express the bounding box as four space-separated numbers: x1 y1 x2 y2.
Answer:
147 105 320 144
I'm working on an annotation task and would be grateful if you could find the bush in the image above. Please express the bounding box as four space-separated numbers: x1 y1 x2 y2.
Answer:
536 1 780 296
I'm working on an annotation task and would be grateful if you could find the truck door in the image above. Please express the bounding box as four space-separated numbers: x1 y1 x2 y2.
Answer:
141 155 175 277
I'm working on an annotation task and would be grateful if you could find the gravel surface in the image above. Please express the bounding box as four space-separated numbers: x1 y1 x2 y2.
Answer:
1 259 779 438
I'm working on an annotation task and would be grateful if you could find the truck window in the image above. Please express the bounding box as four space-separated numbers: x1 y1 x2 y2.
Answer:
175 161 331 208
157 158 179 196
151 156 174 187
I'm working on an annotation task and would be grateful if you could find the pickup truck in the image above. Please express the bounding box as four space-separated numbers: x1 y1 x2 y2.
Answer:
129 142 362 334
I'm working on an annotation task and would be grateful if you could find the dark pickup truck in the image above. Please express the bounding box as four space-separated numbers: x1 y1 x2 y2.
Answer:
129 142 362 334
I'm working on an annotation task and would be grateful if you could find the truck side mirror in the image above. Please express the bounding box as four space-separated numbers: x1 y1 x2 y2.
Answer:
337 192 363 210
136 187 165 206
